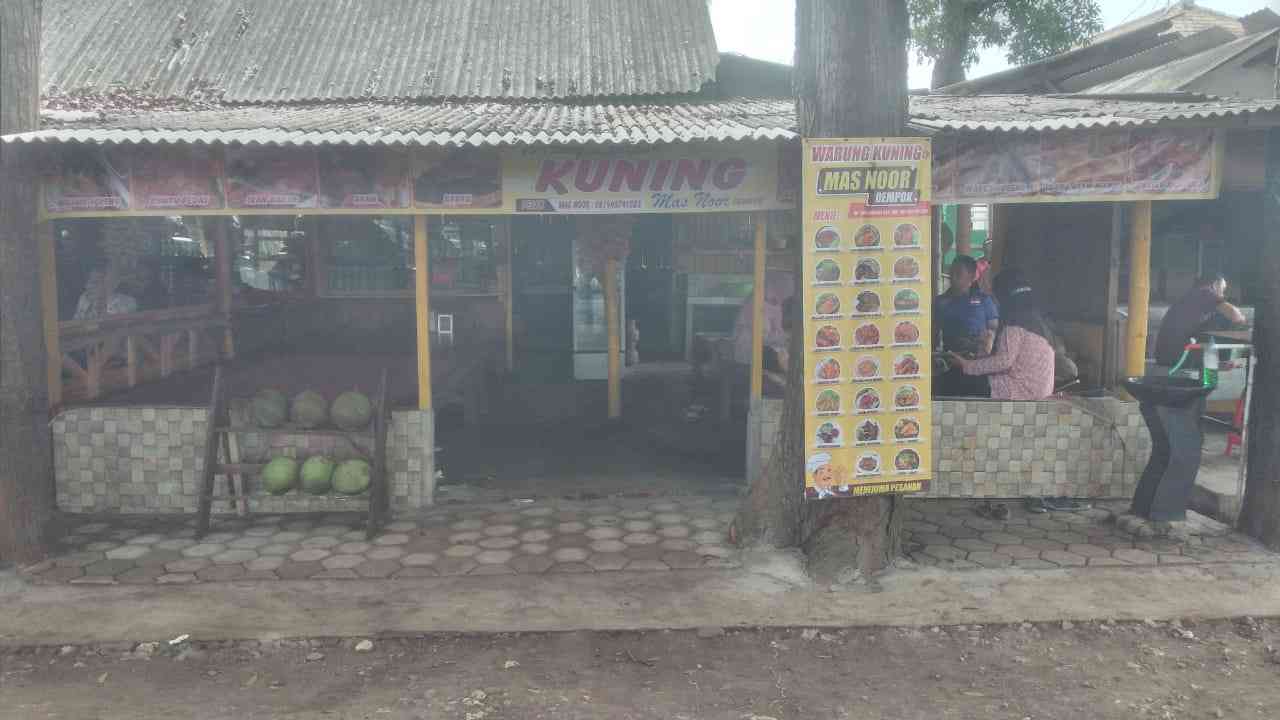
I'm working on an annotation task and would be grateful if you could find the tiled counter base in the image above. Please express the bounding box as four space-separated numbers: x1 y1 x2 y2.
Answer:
900 499 1277 570
24 497 738 584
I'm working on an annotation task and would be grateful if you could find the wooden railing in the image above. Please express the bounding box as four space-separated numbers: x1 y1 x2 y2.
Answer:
58 305 229 403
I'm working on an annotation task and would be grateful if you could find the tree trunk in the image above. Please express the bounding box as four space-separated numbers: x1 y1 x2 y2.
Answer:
930 0 970 90
736 0 909 582
0 0 53 564
1239 128 1280 549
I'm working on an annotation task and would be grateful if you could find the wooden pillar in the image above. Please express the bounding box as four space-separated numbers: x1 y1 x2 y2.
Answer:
504 225 514 372
210 217 235 360
750 216 767 402
1102 204 1124 388
605 256 621 419
1125 200 1153 377
38 221 61 409
414 215 433 411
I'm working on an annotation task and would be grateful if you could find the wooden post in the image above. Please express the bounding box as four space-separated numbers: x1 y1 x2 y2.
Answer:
414 215 433 411
210 217 235 360
750 216 767 403
605 257 622 419
504 225 514 372
125 337 138 387
38 221 61 408
1102 204 1124 388
1125 200 1153 378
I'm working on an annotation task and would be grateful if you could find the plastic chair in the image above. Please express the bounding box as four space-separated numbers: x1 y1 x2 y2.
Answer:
1225 394 1245 456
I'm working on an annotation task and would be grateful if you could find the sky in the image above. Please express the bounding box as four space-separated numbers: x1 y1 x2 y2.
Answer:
710 0 1278 90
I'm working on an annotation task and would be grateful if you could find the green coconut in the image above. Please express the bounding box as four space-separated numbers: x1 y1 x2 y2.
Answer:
331 391 373 430
332 459 371 496
252 388 288 428
300 456 336 495
261 456 299 495
290 390 328 429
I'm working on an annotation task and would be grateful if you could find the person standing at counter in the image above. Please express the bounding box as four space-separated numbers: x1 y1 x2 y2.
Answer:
933 255 998 397
1153 272 1247 368
948 269 1056 401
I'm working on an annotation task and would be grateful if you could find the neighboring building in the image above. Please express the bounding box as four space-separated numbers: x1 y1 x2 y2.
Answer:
942 1 1279 98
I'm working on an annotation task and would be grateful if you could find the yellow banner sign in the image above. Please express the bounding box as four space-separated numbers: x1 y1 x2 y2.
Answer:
802 138 933 499
40 144 795 218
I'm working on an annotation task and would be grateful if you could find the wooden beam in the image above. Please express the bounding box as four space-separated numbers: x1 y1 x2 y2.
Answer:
37 222 61 409
606 256 621 419
1102 204 1124 388
503 222 514 372
414 215 433 411
1126 200 1154 378
210 217 235 360
750 215 767 402
125 336 138 387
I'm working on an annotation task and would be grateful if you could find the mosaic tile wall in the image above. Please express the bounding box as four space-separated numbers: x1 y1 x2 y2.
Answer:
758 397 1151 499
53 406 434 514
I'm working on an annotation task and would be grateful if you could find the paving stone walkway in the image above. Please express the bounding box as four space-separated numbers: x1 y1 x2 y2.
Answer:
22 497 739 585
22 497 1278 585
900 500 1278 570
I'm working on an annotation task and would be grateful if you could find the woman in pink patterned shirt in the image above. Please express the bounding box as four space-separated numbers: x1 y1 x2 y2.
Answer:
947 270 1055 401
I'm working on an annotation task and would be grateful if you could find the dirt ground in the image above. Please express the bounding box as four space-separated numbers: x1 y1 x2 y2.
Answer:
3 619 1279 719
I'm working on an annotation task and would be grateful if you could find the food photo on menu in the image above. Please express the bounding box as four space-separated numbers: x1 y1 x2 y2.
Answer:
855 418 881 444
853 257 881 283
852 224 881 249
853 323 882 348
814 225 841 251
814 325 841 350
854 355 880 380
893 223 921 248
894 416 922 442
814 293 842 317
815 357 842 383
814 258 842 284
814 388 841 414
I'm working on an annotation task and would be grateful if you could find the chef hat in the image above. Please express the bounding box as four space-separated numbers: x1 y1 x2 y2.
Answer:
806 453 831 475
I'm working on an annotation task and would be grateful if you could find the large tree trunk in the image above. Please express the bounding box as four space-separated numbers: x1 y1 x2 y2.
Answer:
1239 128 1280 549
931 1 972 260
736 0 910 582
0 0 53 563
930 0 970 90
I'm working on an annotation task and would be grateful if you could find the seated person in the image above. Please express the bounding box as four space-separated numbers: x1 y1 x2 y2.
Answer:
1153 272 1247 369
731 271 794 395
933 255 998 397
947 269 1055 401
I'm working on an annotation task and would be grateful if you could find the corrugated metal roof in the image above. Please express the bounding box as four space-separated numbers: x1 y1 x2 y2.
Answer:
8 95 1280 147
41 0 720 102
1091 2 1244 45
908 94 1280 133
1086 29 1280 94
7 98 799 147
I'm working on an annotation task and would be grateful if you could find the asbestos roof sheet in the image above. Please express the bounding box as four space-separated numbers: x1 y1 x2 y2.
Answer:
1085 29 1280 94
8 95 1280 147
41 0 720 102
10 98 799 147
1091 2 1244 45
909 94 1280 133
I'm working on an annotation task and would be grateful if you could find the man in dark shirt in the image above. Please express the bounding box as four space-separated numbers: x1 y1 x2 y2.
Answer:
1153 272 1247 367
934 255 999 396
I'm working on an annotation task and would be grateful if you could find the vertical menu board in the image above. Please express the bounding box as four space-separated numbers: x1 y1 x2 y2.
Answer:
802 138 932 499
